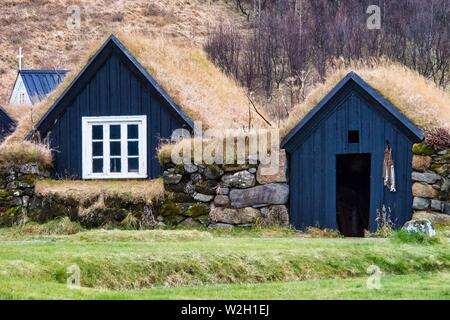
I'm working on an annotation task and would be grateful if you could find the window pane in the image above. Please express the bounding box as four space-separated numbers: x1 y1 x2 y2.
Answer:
110 125 121 139
93 158 103 173
128 158 139 172
110 158 121 173
92 141 103 157
92 125 103 140
128 141 139 156
110 141 121 156
128 124 139 139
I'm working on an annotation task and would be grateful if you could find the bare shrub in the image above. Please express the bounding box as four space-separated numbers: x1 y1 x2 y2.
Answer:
208 0 450 120
204 23 242 79
424 128 450 150
368 205 394 238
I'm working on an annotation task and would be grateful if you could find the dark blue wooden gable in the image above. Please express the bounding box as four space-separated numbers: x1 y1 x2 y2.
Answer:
282 72 423 232
0 105 15 141
29 35 194 179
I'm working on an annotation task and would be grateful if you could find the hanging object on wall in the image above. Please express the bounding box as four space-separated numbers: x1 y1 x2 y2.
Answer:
383 143 396 192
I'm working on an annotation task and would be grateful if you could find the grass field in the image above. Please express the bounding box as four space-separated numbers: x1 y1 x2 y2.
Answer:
0 226 448 300
1 272 448 300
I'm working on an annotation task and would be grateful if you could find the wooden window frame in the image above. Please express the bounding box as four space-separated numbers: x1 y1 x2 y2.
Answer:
82 115 147 179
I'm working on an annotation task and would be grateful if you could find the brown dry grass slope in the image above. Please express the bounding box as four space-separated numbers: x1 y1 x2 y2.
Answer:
0 0 244 103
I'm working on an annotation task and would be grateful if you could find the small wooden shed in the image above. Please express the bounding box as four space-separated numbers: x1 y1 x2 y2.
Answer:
282 72 424 236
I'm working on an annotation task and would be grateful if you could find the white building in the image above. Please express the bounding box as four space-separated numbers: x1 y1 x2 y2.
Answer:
9 69 68 106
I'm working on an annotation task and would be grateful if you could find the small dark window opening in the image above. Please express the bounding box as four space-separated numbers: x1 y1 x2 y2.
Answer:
348 130 359 144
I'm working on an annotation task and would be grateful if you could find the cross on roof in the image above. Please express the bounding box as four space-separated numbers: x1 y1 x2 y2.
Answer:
17 47 23 70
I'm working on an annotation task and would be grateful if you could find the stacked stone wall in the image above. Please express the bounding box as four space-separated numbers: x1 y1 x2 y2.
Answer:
161 150 290 228
412 143 450 218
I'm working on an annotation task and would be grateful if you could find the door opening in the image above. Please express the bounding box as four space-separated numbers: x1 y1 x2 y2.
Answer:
336 153 371 237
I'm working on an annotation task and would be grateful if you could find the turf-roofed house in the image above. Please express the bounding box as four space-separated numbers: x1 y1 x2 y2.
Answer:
9 69 68 106
29 35 194 179
0 105 15 142
282 72 424 236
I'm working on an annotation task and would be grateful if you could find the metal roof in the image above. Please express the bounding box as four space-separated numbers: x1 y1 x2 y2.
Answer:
20 69 69 104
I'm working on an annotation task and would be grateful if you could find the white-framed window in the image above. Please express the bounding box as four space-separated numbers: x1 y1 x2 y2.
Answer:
82 115 147 179
19 92 25 105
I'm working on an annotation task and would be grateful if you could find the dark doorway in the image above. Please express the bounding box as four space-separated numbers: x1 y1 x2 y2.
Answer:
336 153 371 237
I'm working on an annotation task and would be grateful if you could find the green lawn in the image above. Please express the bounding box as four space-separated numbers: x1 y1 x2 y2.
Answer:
1 272 448 300
0 227 448 299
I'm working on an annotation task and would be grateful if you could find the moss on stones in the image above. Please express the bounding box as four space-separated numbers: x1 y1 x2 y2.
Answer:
412 143 437 156
194 180 218 195
160 199 182 217
174 163 186 175
431 163 448 175
203 164 224 179
0 189 10 197
172 192 194 203
185 203 210 218
193 214 209 221
18 174 37 185
158 150 173 167
433 153 450 164
0 205 24 227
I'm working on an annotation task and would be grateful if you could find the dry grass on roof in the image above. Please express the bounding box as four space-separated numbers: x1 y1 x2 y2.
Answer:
3 32 267 148
281 60 450 138
117 32 268 129
0 141 52 168
35 178 165 204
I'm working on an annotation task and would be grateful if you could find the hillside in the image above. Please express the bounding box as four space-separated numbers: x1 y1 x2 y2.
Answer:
0 0 245 103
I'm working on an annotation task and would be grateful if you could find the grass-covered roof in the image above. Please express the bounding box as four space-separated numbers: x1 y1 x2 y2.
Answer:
281 61 450 138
